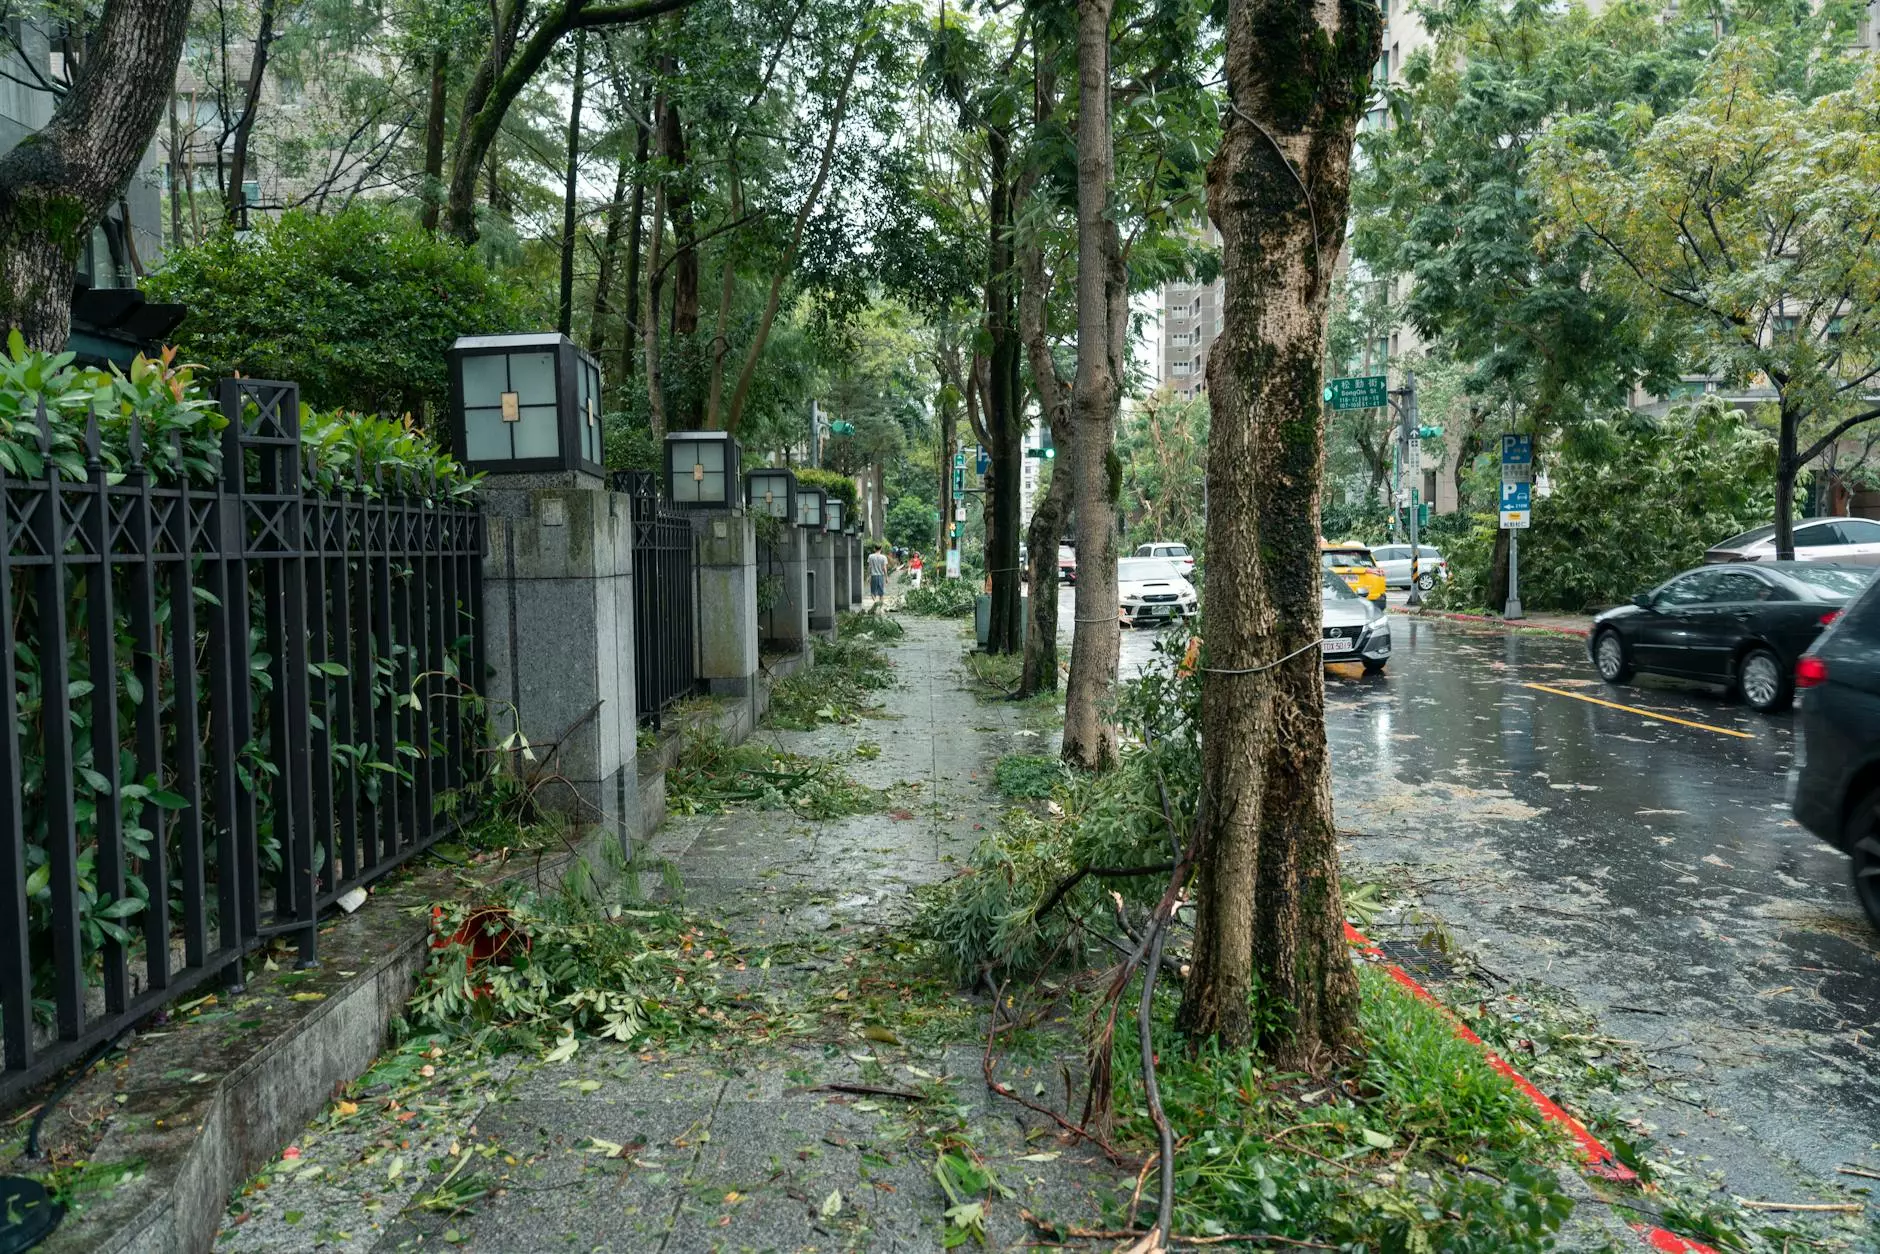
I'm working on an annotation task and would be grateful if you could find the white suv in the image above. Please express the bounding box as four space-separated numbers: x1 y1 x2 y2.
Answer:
1133 541 1195 576
1373 544 1447 590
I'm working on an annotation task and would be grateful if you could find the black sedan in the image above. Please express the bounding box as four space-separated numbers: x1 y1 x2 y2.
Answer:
1588 562 1873 713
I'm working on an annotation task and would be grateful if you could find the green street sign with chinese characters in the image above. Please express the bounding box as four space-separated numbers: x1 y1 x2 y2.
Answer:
1322 375 1388 410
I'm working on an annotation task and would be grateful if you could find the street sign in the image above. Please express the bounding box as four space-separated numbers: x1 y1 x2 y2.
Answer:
946 548 961 578
954 450 966 469
1406 436 1421 478
952 467 964 494
976 448 990 475
1500 434 1533 529
1323 375 1389 410
955 506 967 521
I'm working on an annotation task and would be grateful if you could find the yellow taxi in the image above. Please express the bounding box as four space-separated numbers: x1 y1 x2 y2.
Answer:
1321 541 1387 604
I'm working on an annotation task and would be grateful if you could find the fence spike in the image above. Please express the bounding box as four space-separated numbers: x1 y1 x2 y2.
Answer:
84 406 102 466
34 395 51 454
126 410 145 464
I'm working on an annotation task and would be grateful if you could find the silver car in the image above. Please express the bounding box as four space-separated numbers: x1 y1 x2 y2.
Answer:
1372 544 1447 590
1707 517 1880 565
1322 571 1390 673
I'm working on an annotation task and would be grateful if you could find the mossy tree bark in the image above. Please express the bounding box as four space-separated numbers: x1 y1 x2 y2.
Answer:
1178 0 1379 1062
0 0 193 349
1062 0 1127 769
1019 234 1072 696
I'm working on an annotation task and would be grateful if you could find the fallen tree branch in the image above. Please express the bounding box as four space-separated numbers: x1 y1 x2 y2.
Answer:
1134 907 1176 1250
1731 1199 1864 1213
1034 862 1179 924
982 976 1135 1166
809 1083 926 1101
1020 1209 1336 1249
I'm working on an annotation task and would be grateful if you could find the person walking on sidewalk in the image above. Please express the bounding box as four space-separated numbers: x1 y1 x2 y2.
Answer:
867 545 891 608
909 551 924 589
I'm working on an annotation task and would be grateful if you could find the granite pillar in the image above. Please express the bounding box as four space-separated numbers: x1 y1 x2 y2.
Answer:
760 525 809 653
691 510 760 699
807 531 837 637
831 533 853 614
481 473 638 851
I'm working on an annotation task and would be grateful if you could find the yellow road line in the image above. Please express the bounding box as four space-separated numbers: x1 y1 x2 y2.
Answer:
1521 682 1755 739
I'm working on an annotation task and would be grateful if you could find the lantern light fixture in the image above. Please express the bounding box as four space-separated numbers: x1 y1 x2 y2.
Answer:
795 486 826 531
663 431 743 509
447 333 604 474
823 497 845 533
745 467 796 521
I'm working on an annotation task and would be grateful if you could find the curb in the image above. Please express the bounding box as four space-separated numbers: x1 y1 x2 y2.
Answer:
1403 607 1592 638
1343 923 1719 1254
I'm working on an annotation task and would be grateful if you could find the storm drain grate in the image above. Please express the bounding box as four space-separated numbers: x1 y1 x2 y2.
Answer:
1377 940 1456 982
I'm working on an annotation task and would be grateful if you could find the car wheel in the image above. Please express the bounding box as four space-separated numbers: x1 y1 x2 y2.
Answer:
1362 659 1387 675
1593 629 1634 683
1415 572 1435 591
1736 646 1792 713
1846 791 1880 930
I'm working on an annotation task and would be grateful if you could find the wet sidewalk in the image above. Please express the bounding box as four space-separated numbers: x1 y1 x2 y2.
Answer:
214 617 1114 1253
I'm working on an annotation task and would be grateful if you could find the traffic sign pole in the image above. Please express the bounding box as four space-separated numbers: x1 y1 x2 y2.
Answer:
1397 372 1423 607
1500 434 1532 619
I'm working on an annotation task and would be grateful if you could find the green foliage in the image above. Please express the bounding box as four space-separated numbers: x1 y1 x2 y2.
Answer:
886 495 936 551
145 206 535 420
902 579 977 618
766 635 897 730
792 466 858 512
1106 969 1571 1251
1433 401 1775 611
1118 393 1208 556
1541 41 1880 486
991 754 1064 801
667 730 879 820
410 888 737 1056
838 610 905 641
913 634 1197 982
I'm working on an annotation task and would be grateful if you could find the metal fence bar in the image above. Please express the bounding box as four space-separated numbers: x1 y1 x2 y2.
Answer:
618 475 698 727
0 377 490 1105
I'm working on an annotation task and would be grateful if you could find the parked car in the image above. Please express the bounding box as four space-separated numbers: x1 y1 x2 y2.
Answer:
1117 557 1198 627
1058 544 1077 585
1791 572 1880 929
1706 516 1880 565
1321 570 1390 673
1321 542 1386 603
1134 541 1195 577
1588 562 1871 712
1372 544 1448 591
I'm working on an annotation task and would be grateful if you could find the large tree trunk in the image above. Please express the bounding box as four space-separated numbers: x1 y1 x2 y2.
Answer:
1775 405 1799 561
619 98 651 381
0 0 193 348
589 147 629 356
1019 245 1072 697
1062 0 1125 768
983 128 1024 655
557 29 588 336
1178 0 1378 1062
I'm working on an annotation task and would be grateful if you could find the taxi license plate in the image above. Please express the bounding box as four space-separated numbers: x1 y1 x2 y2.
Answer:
1321 636 1354 653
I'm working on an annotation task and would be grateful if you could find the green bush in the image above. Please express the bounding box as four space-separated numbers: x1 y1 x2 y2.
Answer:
885 494 935 551
792 466 858 512
1434 401 1775 612
993 754 1065 800
903 578 977 617
146 206 535 420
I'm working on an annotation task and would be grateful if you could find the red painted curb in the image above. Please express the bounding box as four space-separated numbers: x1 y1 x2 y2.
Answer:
1406 607 1591 638
1343 923 1719 1254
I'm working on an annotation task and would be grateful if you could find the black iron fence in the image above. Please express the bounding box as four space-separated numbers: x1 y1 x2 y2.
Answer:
612 470 697 726
1 380 486 1105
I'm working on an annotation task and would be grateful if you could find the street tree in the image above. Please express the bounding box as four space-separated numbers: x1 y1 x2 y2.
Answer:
1542 41 1880 559
1178 0 1379 1058
0 0 193 348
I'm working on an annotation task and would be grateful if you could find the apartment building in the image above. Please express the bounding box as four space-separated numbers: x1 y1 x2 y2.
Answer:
1159 224 1223 402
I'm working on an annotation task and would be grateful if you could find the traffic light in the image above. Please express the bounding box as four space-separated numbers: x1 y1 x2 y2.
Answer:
828 420 856 436
1416 425 1443 439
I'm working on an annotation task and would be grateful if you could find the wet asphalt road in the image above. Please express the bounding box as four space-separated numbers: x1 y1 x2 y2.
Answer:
1327 614 1880 1213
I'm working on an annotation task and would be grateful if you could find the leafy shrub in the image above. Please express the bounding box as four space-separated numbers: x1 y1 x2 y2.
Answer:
993 754 1065 800
1434 401 1775 612
145 205 535 419
792 466 858 512
667 730 878 819
885 495 935 551
838 611 905 641
411 887 738 1057
903 579 977 618
767 636 896 729
1105 969 1570 1251
914 634 1197 981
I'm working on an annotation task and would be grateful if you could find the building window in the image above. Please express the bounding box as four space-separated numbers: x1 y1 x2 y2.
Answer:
1772 314 1800 341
